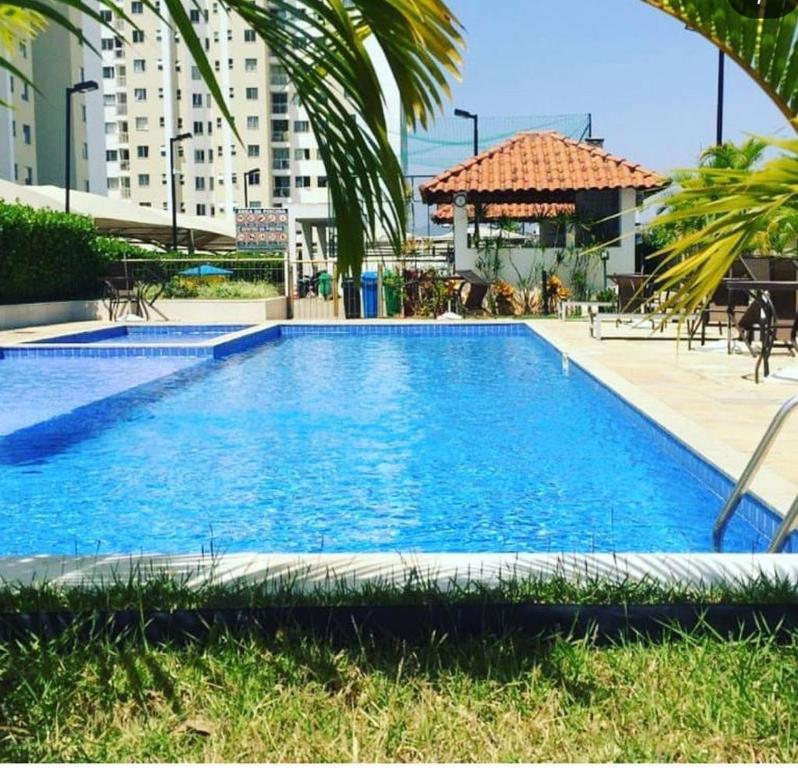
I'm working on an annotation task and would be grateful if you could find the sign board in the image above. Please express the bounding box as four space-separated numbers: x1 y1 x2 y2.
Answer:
234 207 289 252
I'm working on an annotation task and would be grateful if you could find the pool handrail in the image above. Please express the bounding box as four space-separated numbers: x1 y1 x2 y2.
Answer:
713 393 798 552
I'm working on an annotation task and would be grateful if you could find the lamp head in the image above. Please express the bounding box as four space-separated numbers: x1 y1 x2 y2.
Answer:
454 108 476 120
69 80 99 94
174 132 193 142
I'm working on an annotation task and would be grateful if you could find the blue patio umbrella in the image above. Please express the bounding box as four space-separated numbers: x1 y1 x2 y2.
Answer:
179 264 233 277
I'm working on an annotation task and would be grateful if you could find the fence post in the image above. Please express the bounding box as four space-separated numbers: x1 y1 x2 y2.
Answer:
333 266 340 319
542 269 549 316
377 264 384 318
286 260 294 320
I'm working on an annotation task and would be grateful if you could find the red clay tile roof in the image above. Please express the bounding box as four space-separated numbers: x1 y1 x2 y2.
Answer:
419 131 665 204
432 202 575 224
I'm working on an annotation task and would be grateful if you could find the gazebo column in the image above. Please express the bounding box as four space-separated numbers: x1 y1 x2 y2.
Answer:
452 191 475 272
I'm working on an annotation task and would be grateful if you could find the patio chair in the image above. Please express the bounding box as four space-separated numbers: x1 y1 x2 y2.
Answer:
693 258 754 347
101 261 138 320
455 270 491 315
610 273 650 313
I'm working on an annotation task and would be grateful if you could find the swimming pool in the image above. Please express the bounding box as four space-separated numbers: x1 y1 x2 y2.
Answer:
0 323 789 557
31 324 250 345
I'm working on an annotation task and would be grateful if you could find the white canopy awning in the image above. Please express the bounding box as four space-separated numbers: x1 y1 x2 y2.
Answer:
0 180 236 251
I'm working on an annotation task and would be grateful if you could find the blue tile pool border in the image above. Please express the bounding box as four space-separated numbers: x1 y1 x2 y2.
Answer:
28 323 251 345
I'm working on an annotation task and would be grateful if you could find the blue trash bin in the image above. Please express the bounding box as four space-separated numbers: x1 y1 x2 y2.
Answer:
361 271 378 318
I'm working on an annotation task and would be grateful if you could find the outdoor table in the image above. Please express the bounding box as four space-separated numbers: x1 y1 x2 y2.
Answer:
723 279 798 382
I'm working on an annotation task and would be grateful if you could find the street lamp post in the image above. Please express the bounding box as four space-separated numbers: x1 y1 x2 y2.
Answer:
169 132 192 252
716 49 725 146
64 80 98 213
243 168 259 208
454 108 480 242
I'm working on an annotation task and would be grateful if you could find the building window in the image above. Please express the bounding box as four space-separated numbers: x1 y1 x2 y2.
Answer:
99 9 112 21
131 1 143 13
272 149 289 169
135 116 148 130
107 177 119 189
132 29 144 42
101 38 114 50
20 82 28 101
318 176 327 188
138 173 150 187
228 58 233 70
103 66 114 78
193 121 204 135
271 92 287 114
271 119 289 142
22 124 31 145
295 176 311 188
189 8 201 22
247 144 260 158
196 203 206 215
133 88 147 101
273 176 290 198
228 87 234 100
244 116 259 131
133 59 146 73
104 121 116 134
194 149 205 163
81 104 86 122
103 93 116 106
270 65 288 86
244 86 258 101
106 149 118 161
25 166 33 185
13 163 17 181
191 65 201 81
195 177 205 191
294 120 310 133
11 120 15 137
137 145 149 159
248 171 261 186
244 28 256 42
294 148 310 160
19 41 27 58
245 58 257 72
192 93 203 108
81 142 89 159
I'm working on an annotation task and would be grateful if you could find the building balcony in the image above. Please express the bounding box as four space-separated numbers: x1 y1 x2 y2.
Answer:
273 188 290 199
116 105 127 116
118 132 129 144
271 131 289 142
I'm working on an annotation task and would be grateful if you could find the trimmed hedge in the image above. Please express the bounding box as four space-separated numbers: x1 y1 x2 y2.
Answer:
0 203 102 303
0 203 155 304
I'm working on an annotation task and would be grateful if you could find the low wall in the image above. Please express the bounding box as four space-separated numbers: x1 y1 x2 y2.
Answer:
153 297 287 323
0 300 102 331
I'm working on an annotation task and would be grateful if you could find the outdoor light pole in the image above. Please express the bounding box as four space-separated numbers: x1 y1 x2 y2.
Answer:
169 132 192 252
454 108 480 242
716 49 725 146
64 80 98 213
243 168 259 208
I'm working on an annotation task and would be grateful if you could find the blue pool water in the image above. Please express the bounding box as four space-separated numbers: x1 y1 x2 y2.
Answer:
32 324 249 345
0 325 781 555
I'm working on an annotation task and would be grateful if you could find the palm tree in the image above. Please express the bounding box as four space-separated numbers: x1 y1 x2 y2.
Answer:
0 0 463 277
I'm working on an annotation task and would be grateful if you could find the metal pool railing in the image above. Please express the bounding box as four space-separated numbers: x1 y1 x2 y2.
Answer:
713 393 798 553
122 257 288 297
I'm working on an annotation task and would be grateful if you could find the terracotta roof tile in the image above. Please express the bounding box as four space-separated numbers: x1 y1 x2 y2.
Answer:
432 202 575 224
419 131 665 204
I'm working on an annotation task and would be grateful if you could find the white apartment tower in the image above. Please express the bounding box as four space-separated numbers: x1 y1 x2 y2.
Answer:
0 9 105 194
100 0 332 230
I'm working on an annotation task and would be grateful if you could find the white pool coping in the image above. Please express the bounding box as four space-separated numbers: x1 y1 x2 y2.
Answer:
3 318 797 591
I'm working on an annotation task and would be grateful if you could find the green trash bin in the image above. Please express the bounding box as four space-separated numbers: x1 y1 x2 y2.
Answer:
317 270 332 299
383 270 402 317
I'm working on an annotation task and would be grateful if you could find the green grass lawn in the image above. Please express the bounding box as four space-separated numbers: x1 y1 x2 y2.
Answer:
2 575 798 762
2 626 798 762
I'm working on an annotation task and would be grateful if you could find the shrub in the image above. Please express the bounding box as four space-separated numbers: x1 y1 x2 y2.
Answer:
0 203 105 303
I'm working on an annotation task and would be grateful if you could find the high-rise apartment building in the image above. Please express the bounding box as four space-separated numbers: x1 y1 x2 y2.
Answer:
100 0 334 226
0 12 105 194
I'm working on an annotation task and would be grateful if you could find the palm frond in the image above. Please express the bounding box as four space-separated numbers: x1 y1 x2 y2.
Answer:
648 136 798 316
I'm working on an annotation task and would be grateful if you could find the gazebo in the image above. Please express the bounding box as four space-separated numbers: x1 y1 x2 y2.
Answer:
419 131 665 276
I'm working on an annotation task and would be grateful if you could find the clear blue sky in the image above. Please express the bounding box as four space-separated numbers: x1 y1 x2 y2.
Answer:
444 0 790 175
